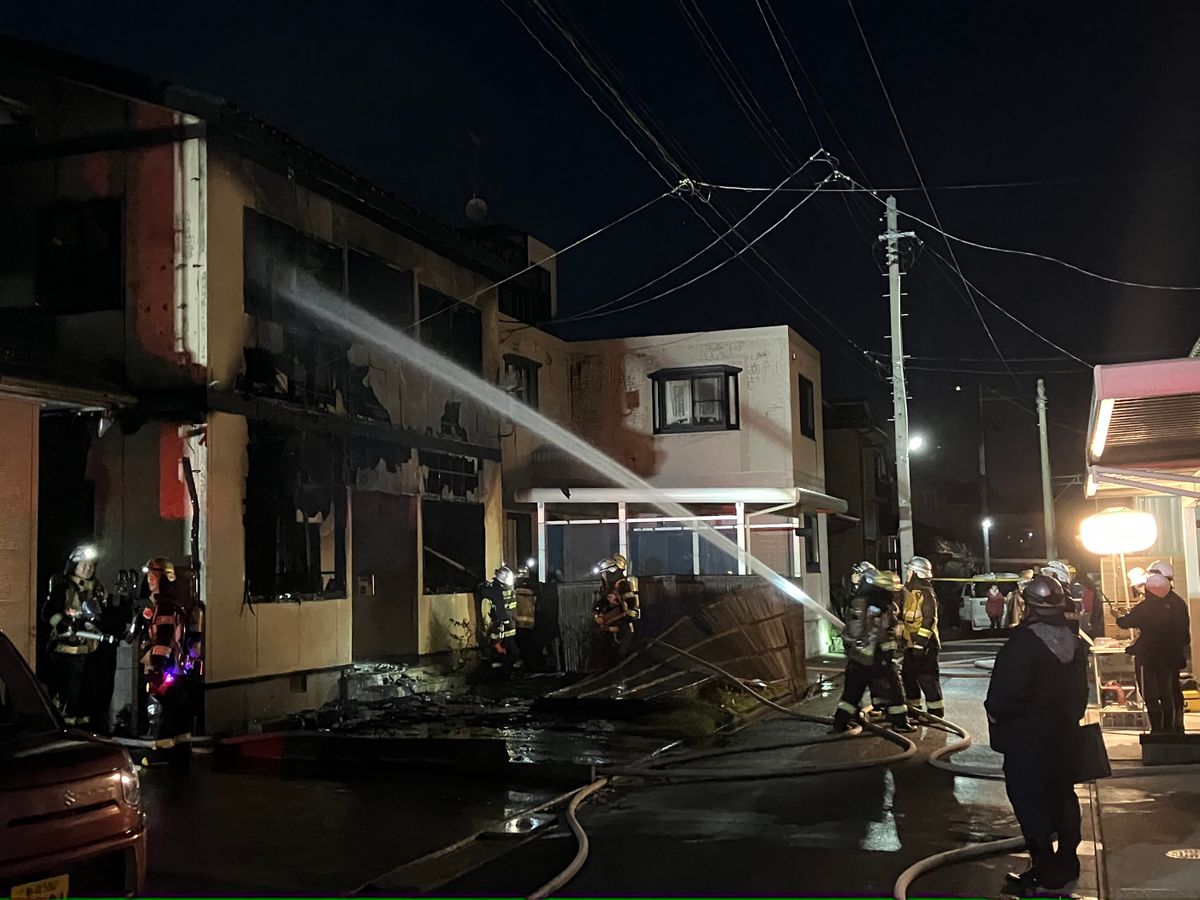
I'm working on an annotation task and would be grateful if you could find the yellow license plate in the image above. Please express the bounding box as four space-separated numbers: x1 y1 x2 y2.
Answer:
11 875 68 900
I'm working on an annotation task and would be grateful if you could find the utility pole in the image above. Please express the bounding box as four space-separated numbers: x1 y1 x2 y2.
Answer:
1037 379 1057 559
977 383 989 526
882 196 917 565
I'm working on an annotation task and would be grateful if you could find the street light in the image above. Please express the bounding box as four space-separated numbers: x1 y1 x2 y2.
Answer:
908 433 926 454
981 517 994 572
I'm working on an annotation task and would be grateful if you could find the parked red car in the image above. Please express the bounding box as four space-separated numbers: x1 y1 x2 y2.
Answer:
0 631 146 897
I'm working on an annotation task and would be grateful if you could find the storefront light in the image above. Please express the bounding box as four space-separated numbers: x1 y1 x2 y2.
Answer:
1079 506 1157 554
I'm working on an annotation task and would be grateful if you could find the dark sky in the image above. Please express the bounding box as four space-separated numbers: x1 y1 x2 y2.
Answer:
5 0 1199 548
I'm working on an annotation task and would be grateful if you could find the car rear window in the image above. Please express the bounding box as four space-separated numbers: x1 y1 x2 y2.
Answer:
0 640 59 741
971 582 1017 598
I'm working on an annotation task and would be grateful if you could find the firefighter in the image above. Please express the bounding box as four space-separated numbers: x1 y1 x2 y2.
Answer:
986 574 1089 895
43 544 109 726
591 554 640 669
513 560 544 672
1148 561 1189 733
1118 572 1187 734
832 567 915 734
901 555 944 718
1126 566 1148 603
476 566 519 673
1043 559 1086 637
140 557 192 768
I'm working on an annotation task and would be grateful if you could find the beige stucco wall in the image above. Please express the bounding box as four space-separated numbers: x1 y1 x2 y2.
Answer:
567 326 822 490
0 399 38 663
498 321 571 498
203 149 506 681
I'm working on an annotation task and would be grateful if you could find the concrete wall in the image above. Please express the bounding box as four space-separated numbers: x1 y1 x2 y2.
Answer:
0 400 39 662
498 322 571 499
567 326 819 489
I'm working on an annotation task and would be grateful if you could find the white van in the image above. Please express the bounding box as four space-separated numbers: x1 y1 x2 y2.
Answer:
956 573 1021 632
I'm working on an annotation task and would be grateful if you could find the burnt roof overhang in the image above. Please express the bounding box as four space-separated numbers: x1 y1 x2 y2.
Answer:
1087 357 1200 470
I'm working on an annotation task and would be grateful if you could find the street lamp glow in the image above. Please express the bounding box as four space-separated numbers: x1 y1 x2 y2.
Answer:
982 517 994 531
908 433 926 453
1080 506 1157 555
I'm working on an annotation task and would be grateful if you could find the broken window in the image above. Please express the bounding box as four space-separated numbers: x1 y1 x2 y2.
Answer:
243 208 343 330
649 366 741 434
422 499 484 594
348 249 413 329
418 286 482 374
244 424 347 601
421 450 479 499
36 199 123 314
503 354 540 409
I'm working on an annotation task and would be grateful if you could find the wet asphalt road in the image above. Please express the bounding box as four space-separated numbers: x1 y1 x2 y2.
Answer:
137 640 1200 898
140 762 562 896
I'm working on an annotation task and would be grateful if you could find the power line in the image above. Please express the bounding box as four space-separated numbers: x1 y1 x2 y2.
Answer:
752 0 822 146
557 172 837 323
920 243 1093 368
551 156 827 323
847 0 1017 386
409 187 676 330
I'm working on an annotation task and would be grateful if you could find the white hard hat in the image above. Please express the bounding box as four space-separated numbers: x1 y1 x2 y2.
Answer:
906 556 933 580
1042 560 1071 584
1148 560 1174 580
1127 566 1148 588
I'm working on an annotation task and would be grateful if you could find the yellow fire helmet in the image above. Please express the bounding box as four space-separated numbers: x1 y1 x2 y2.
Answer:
143 557 177 582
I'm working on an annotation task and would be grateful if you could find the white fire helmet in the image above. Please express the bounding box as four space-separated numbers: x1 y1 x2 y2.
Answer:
1148 560 1174 581
1126 566 1149 589
1041 560 1071 585
906 556 933 580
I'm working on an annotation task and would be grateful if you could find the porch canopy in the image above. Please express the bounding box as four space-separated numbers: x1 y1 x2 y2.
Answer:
1086 356 1200 500
515 485 847 580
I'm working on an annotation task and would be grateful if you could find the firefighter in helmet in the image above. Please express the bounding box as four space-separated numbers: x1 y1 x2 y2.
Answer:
476 565 519 673
43 544 109 725
901 555 945 718
832 566 915 733
513 559 546 671
139 557 191 767
986 574 1089 895
591 553 640 668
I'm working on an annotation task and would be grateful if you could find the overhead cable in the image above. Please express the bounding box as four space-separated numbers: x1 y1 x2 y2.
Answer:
846 0 1018 386
410 188 677 330
556 172 838 323
550 155 828 324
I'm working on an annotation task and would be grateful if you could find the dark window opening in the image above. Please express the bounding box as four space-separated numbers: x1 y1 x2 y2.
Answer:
505 512 533 569
421 450 479 499
348 249 413 329
36 199 122 314
244 424 347 601
498 279 550 326
650 366 741 434
422 500 484 594
243 208 343 331
801 513 821 573
504 354 541 409
798 374 816 439
418 286 482 374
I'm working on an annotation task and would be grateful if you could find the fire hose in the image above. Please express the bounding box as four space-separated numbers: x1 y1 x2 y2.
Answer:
528 643 1200 900
527 639 917 900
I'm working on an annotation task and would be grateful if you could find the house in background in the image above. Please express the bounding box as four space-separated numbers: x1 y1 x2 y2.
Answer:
510 325 847 655
822 398 898 581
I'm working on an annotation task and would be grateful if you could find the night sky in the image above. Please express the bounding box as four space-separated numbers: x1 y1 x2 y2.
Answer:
4 1 1199 554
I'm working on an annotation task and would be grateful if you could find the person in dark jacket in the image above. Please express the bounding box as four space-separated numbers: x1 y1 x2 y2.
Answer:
986 574 1089 895
1147 560 1190 733
1118 572 1187 734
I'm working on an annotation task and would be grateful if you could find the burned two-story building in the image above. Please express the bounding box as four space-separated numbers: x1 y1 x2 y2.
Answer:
0 38 554 729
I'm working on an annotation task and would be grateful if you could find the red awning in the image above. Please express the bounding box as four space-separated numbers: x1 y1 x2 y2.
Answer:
1087 357 1200 469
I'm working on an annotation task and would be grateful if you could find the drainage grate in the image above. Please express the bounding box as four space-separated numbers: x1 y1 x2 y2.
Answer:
1166 849 1200 860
